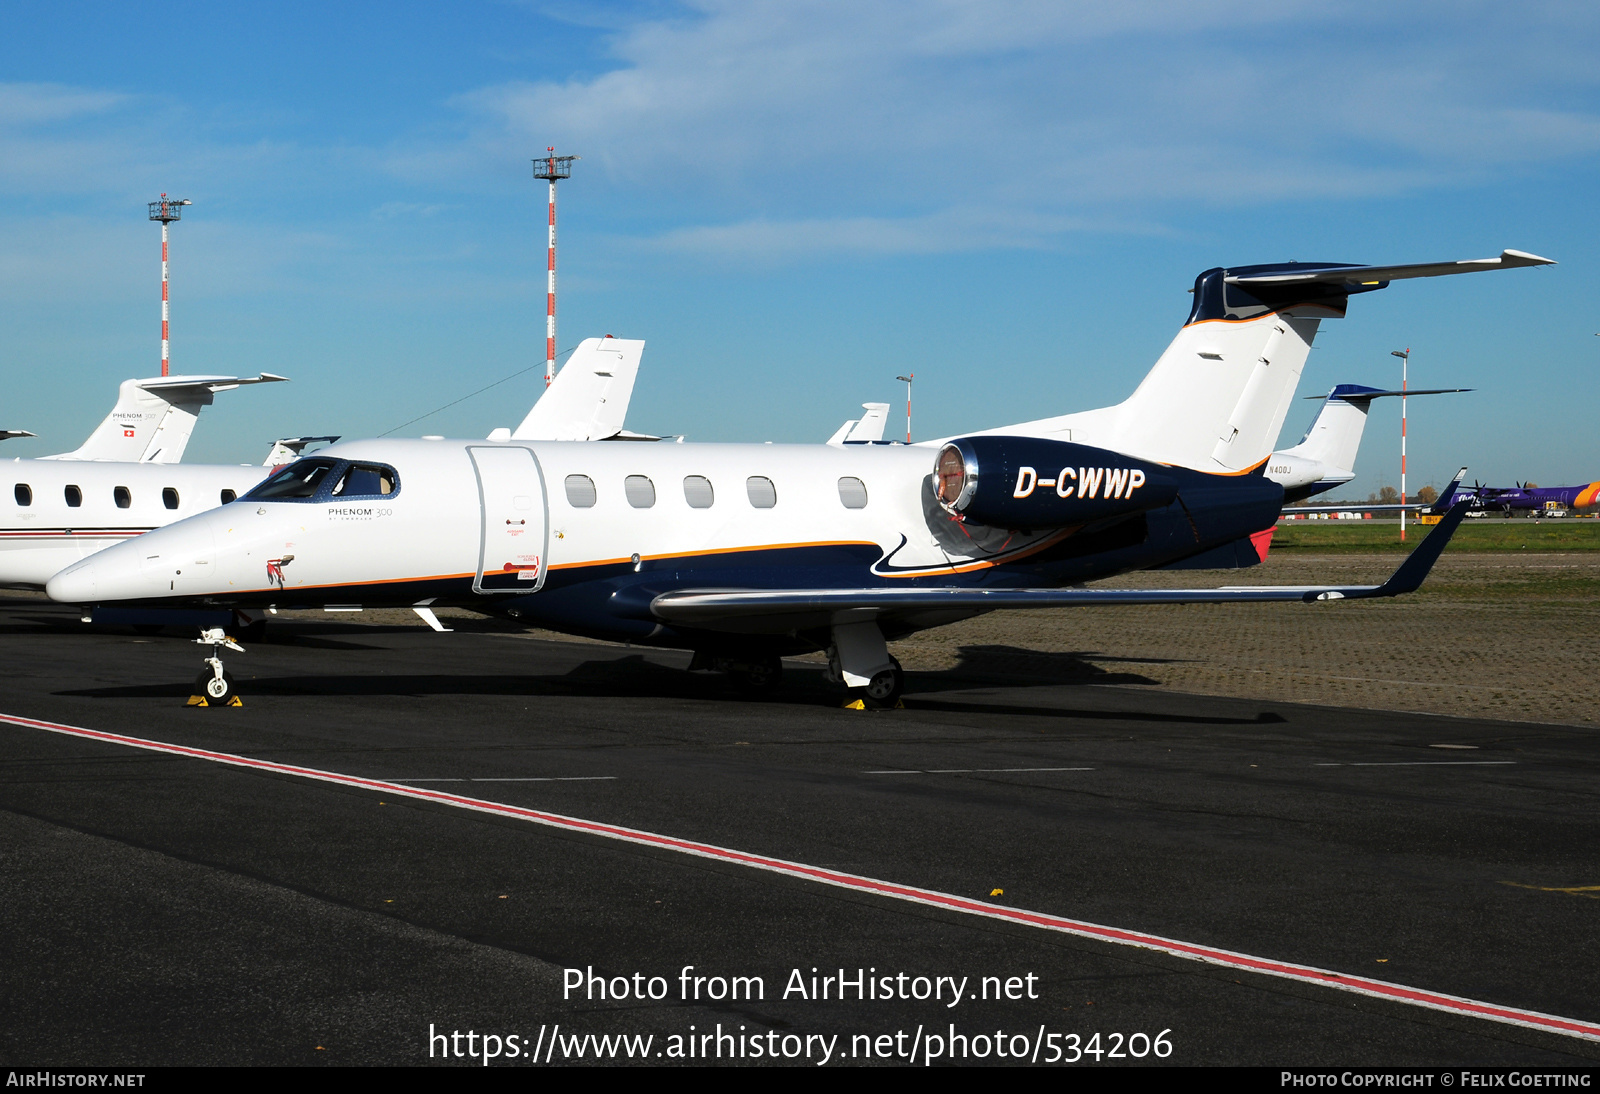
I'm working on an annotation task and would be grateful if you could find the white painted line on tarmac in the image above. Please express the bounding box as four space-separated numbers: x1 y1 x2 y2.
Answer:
474 777 617 782
1315 762 1517 767
865 767 1095 774
4 710 1596 1044
392 777 617 783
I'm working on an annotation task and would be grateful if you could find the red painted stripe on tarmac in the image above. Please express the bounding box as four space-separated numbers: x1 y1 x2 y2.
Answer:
4 709 1597 1043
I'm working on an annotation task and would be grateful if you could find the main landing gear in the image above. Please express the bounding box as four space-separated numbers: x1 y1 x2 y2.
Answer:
690 651 785 695
691 621 907 709
827 621 904 710
189 627 245 707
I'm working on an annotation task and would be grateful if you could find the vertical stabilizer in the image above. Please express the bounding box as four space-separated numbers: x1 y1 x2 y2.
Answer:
41 374 289 464
1281 384 1383 473
1268 385 1470 502
512 337 644 441
845 403 891 442
971 250 1547 473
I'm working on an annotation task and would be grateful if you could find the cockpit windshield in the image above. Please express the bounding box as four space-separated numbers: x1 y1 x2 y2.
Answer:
243 457 401 502
248 458 338 499
332 463 396 497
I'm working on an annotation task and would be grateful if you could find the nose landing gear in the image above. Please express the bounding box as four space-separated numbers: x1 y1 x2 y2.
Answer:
188 627 244 707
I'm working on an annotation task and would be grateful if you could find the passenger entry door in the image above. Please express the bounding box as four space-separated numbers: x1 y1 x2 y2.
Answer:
468 446 548 595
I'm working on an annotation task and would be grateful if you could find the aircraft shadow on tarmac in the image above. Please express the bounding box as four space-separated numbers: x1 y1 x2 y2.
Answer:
928 643 1174 687
893 645 1286 723
57 642 1285 725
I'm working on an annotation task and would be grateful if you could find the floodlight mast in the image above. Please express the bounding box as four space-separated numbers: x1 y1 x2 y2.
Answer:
532 150 579 388
1391 348 1410 542
896 374 914 443
148 195 192 377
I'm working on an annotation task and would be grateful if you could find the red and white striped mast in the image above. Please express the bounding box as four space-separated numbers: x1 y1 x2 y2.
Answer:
148 194 191 377
532 149 578 387
896 374 914 443
1392 347 1410 542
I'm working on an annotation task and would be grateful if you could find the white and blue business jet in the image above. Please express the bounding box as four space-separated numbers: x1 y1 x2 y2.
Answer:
46 251 1551 705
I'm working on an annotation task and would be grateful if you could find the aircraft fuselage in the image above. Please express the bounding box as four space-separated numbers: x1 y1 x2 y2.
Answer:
0 460 269 589
46 437 1282 652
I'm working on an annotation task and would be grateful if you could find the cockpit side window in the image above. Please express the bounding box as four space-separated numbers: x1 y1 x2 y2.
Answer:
245 458 341 501
331 463 399 498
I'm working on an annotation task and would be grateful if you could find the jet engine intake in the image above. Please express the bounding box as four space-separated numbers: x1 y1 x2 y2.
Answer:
935 436 1178 529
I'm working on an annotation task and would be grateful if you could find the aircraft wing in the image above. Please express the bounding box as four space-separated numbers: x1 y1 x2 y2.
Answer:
1227 249 1553 286
1284 503 1421 514
1283 468 1467 516
652 503 1470 634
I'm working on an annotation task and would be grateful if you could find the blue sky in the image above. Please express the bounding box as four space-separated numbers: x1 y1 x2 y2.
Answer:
2 0 1598 495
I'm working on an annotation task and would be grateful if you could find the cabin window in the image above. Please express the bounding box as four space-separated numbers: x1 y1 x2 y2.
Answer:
13 484 30 507
746 476 777 508
564 474 597 508
682 475 714 508
220 489 236 504
332 463 398 498
114 486 132 509
163 488 180 510
624 475 656 508
64 485 82 508
837 476 868 509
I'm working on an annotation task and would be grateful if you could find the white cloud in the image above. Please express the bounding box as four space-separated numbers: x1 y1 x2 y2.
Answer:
371 201 453 219
637 207 1173 259
0 83 126 127
435 1 1600 256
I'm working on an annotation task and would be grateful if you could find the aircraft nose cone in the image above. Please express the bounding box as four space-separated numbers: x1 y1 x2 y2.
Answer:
47 515 218 604
46 560 98 604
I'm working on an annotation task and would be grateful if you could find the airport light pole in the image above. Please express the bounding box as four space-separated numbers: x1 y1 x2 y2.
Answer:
148 195 192 377
1392 348 1410 542
533 149 578 388
896 374 914 443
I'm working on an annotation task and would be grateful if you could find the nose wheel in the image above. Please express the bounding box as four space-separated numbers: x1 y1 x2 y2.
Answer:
188 627 244 707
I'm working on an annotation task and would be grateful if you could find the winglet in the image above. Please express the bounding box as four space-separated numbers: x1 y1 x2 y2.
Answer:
1425 467 1468 516
1364 500 1472 598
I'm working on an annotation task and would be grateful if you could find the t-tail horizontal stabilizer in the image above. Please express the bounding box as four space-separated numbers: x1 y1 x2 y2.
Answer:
1226 250 1555 286
649 502 1471 633
41 374 289 464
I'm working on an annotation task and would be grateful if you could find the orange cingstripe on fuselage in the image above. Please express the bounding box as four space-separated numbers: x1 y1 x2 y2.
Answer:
546 539 879 571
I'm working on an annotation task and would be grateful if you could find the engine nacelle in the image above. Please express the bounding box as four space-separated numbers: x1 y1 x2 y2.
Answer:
935 436 1179 528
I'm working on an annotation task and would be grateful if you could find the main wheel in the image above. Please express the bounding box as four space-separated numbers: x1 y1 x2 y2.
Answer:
861 666 903 709
731 656 784 694
194 669 236 704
